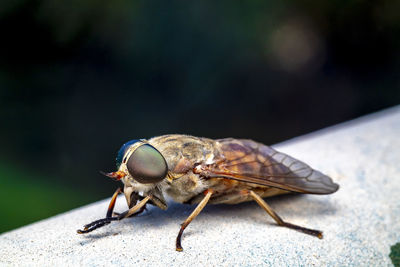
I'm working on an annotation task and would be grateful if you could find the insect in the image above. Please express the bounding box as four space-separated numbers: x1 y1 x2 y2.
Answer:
77 134 339 251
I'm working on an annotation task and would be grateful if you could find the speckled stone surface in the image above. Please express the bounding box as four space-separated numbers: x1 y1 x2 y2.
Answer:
1 106 400 266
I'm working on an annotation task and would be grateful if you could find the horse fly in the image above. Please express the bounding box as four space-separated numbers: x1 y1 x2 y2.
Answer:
77 134 339 251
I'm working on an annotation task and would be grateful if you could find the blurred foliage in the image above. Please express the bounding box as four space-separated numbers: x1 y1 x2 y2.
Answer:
390 243 400 267
0 160 94 233
0 0 400 232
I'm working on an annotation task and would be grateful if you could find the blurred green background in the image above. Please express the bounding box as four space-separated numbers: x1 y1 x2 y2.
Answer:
1 0 399 233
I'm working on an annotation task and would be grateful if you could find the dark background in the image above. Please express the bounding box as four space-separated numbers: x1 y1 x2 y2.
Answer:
1 0 399 233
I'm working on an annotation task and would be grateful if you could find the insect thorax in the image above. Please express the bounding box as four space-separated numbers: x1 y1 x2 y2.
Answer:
148 134 220 172
147 135 221 203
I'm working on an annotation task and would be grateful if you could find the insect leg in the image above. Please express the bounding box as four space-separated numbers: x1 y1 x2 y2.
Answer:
112 193 149 217
77 187 121 233
77 195 151 234
176 190 213 252
248 190 323 239
112 205 147 218
106 187 122 218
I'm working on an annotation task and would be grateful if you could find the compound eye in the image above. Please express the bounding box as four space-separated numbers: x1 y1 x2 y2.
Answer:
126 144 168 184
116 139 139 168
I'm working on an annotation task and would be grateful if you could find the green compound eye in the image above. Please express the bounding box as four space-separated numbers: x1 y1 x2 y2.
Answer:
126 144 168 184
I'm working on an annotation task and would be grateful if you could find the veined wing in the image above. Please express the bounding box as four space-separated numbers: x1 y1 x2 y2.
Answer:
199 138 339 194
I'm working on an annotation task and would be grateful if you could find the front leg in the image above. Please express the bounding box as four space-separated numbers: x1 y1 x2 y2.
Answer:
106 187 122 218
112 205 147 218
77 195 152 234
112 193 149 218
77 187 121 232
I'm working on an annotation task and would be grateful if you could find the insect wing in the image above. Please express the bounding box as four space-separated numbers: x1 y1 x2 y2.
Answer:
202 139 339 194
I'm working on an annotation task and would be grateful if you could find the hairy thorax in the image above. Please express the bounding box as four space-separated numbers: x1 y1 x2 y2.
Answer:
148 135 217 203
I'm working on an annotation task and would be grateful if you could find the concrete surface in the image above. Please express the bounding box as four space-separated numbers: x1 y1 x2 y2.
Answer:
1 106 400 266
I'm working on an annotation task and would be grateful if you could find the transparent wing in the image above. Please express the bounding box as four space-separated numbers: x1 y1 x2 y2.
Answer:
200 138 339 194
